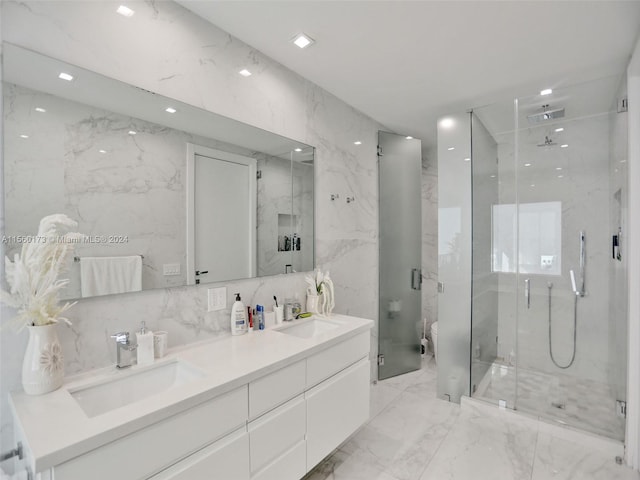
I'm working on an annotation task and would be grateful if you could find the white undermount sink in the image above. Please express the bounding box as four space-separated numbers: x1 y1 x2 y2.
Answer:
275 318 340 339
69 359 204 418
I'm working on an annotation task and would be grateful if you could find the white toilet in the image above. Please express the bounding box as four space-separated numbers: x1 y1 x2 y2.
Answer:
431 322 438 364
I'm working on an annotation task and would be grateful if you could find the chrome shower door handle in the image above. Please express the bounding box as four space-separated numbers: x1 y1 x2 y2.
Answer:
525 278 531 309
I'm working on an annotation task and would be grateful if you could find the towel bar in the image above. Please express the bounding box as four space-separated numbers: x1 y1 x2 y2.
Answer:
74 254 144 262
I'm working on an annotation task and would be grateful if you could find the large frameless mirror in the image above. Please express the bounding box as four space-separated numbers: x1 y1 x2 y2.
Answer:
3 43 315 299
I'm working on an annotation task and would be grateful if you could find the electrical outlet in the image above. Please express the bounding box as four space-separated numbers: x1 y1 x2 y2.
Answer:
163 263 181 276
208 287 227 312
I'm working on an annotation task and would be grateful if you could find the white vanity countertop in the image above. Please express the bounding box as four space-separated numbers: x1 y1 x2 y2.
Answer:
10 313 373 473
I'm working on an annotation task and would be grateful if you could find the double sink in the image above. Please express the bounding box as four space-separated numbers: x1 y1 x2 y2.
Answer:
69 317 340 418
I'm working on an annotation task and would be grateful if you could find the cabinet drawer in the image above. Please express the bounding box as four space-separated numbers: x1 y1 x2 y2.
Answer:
306 358 370 470
149 427 249 480
248 395 305 473
251 440 306 480
306 331 369 388
249 360 305 419
55 386 248 480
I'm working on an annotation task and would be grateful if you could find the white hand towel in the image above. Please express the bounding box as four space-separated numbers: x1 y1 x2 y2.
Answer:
80 256 142 297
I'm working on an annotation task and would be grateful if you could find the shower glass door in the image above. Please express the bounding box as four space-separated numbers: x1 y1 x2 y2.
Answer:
513 76 627 440
378 131 422 380
469 102 518 408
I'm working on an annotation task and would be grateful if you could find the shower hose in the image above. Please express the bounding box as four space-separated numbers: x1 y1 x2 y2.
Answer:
547 282 577 369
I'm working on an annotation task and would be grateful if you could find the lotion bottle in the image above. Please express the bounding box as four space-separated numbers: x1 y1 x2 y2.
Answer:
136 321 154 365
231 293 248 335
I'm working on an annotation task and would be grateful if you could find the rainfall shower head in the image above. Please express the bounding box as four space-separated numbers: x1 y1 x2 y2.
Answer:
527 104 565 124
537 136 557 147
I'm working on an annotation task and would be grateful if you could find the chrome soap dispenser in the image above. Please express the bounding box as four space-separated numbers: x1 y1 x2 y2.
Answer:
136 321 154 365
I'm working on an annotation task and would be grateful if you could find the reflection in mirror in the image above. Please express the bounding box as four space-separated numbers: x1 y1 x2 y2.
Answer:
3 43 315 299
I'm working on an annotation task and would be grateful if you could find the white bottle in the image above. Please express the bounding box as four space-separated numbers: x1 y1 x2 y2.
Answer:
231 293 248 335
136 321 154 365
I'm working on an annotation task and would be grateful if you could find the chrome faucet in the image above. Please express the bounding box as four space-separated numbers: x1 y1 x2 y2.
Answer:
110 331 137 368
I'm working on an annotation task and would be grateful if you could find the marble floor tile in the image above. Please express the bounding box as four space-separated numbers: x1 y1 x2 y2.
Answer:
370 382 405 418
307 354 636 480
419 405 539 480
531 432 640 480
342 398 457 480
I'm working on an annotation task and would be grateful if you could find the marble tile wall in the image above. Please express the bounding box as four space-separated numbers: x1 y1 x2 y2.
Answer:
0 0 386 453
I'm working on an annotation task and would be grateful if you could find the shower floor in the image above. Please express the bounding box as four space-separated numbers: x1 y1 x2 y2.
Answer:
473 360 625 441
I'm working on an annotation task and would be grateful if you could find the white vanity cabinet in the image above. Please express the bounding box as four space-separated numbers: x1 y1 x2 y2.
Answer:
13 317 374 480
149 428 249 480
306 358 370 469
54 386 249 480
304 331 371 470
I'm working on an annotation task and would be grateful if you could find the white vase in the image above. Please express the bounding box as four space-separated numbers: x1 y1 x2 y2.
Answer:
22 324 64 395
306 293 325 315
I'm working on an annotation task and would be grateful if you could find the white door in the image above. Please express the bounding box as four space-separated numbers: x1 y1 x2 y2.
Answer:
187 145 256 284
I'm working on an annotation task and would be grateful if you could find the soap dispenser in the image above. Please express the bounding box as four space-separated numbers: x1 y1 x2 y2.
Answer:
136 321 154 365
230 293 248 335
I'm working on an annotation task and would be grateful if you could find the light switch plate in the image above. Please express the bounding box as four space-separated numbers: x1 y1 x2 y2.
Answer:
163 263 181 276
208 287 227 312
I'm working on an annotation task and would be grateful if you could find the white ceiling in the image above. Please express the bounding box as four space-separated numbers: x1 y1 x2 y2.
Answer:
177 0 640 150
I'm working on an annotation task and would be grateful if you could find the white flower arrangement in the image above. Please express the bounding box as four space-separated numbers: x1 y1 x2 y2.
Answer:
305 269 335 316
1 214 84 331
305 269 326 295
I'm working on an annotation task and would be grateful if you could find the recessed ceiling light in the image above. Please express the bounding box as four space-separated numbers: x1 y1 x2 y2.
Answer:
530 184 535 187
524 163 531 167
58 72 74 81
117 5 135 17
540 88 553 96
294 148 302 152
560 144 568 148
464 158 471 162
35 107 46 113
490 175 496 178
354 141 362 145
292 33 314 49
165 107 177 113
440 118 454 129
99 149 107 154
128 130 137 135
447 147 455 151
557 175 564 178
239 69 252 77
19 134 29 139
555 127 564 132
556 167 562 170
405 136 413 140
621 159 627 163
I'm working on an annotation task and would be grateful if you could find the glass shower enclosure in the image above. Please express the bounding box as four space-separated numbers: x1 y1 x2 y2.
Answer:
437 75 628 441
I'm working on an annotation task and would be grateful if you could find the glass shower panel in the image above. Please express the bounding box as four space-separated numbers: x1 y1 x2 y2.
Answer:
514 76 626 440
469 101 518 408
378 131 422 380
436 113 472 402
